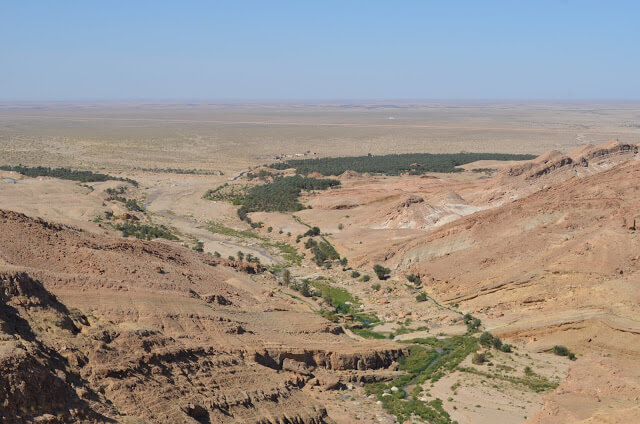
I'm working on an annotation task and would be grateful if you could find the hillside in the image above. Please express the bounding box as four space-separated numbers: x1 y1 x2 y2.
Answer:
393 160 640 422
0 210 402 423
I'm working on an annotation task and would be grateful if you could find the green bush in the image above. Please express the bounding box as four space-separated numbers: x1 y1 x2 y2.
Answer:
361 275 371 282
500 344 512 353
415 292 428 302
552 345 577 360
472 353 486 365
463 314 482 332
479 332 493 347
492 337 503 350
373 264 391 280
304 226 321 237
406 273 421 284
350 270 361 278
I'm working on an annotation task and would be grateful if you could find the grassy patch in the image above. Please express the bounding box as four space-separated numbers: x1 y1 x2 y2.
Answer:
204 221 261 239
266 240 303 266
457 366 559 393
309 279 379 324
204 222 302 266
351 327 388 339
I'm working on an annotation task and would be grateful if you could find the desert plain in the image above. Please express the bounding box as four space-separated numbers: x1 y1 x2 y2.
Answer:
1 101 639 424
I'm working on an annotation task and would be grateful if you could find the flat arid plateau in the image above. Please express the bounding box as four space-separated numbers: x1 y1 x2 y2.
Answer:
1 102 639 424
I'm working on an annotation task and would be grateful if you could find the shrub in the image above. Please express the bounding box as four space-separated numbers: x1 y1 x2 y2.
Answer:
472 353 486 365
298 280 313 297
479 332 493 347
361 275 371 282
282 269 292 286
500 344 512 353
406 273 421 284
492 337 503 350
551 345 577 360
415 292 428 302
351 270 361 278
373 264 391 280
463 314 481 332
371 283 381 291
304 226 321 237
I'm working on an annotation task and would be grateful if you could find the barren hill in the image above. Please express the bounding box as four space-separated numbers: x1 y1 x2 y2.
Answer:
0 210 402 423
393 160 640 422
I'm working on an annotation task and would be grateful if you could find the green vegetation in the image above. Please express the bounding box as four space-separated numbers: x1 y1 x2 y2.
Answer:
471 168 498 173
111 222 177 241
463 313 481 332
203 222 303 266
307 278 379 324
303 226 321 237
552 345 577 360
246 169 275 180
458 366 559 393
104 186 145 212
1 165 138 186
203 183 243 202
373 264 391 280
472 352 486 364
137 167 220 175
304 237 340 267
204 221 260 240
365 335 479 424
406 273 422 285
269 152 536 176
350 270 361 278
207 175 340 213
351 327 387 339
268 240 303 266
415 292 428 302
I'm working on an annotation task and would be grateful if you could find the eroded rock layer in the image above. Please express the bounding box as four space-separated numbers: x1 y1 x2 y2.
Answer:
0 211 402 423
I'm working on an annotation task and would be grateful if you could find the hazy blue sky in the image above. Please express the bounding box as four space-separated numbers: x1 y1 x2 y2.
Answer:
1 1 639 100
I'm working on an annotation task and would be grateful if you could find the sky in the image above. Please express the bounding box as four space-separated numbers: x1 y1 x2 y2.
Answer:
1 0 639 101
